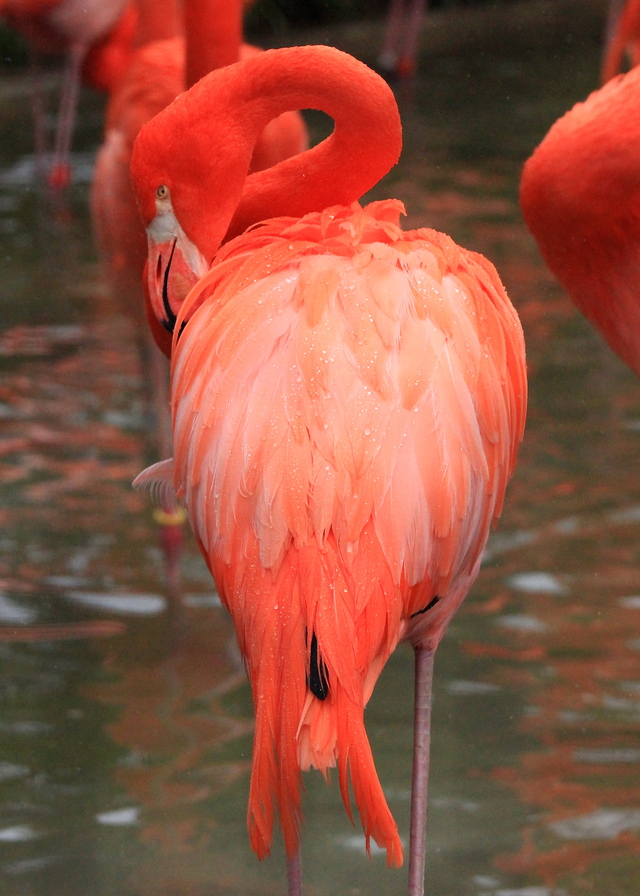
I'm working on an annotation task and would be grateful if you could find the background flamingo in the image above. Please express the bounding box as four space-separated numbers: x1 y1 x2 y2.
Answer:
90 0 184 587
0 0 134 188
91 0 308 585
131 44 527 896
520 59 640 379
91 0 308 359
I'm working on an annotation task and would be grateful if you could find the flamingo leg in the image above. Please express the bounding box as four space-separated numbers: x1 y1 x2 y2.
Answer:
605 0 626 47
49 41 85 190
397 0 427 79
408 645 435 896
379 0 406 72
136 327 184 593
287 850 302 896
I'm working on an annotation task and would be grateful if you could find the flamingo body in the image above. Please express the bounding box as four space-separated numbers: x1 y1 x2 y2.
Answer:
154 199 526 861
82 0 138 92
131 45 526 888
520 65 640 377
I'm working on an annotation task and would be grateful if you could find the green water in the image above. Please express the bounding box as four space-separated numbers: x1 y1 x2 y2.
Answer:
3 3 640 894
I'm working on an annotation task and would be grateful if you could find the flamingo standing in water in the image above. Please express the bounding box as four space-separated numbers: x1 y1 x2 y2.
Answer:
0 0 134 188
520 59 640 378
130 45 527 895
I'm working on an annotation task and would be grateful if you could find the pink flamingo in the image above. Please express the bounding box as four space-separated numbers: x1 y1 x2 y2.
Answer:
0 0 134 188
131 45 527 896
520 58 640 379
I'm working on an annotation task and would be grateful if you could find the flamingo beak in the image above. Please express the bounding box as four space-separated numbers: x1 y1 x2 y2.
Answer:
145 200 208 338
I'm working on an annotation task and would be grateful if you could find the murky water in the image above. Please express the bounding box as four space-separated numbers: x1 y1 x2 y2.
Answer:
2 2 640 894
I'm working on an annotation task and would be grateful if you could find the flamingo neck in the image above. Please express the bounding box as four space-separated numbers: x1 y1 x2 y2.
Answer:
165 47 403 260
185 0 243 87
134 0 182 47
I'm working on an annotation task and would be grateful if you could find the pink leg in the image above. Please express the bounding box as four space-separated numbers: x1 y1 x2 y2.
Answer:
397 0 428 79
49 42 85 191
287 850 302 896
138 327 184 594
379 0 407 72
151 338 184 595
605 0 626 47
408 645 435 896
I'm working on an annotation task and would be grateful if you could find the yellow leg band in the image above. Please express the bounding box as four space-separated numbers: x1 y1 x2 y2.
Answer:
153 507 187 527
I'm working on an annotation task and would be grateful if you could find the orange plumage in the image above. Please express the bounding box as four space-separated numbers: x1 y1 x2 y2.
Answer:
520 64 640 378
131 45 526 894
160 199 526 862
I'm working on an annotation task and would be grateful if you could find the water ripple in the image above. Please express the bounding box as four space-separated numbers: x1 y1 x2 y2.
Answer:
549 808 640 840
96 807 139 826
506 572 567 595
66 592 166 616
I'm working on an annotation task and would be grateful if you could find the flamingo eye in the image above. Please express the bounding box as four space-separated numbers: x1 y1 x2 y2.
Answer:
156 185 170 200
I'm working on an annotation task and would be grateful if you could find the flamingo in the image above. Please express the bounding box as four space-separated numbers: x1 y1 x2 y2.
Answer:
130 45 527 896
0 0 134 188
520 62 640 379
378 0 427 80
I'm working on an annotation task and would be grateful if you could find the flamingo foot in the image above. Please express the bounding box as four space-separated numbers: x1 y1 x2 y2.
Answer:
48 162 72 192
396 56 416 80
408 645 435 896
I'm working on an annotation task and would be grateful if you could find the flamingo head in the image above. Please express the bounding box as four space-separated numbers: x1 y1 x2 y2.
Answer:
142 185 208 340
130 72 254 343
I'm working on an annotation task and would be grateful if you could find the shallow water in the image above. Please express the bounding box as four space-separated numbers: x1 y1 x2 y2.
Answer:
2 3 640 895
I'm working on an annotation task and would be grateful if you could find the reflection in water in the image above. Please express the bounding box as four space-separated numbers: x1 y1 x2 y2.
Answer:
86 599 259 895
3 1 640 894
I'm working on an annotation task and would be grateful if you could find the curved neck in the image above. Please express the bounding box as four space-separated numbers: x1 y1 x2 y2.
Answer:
135 0 182 47
157 46 403 260
185 0 243 87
